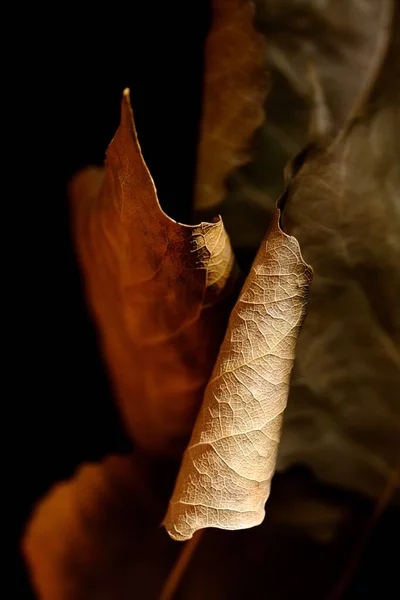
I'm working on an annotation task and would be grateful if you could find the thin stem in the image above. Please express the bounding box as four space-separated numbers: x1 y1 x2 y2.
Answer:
159 530 204 600
326 470 399 600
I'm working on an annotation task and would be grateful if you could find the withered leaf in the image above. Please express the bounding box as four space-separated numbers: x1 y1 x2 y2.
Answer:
193 0 266 210
23 461 362 600
277 11 400 498
70 90 238 456
23 456 176 600
260 0 393 134
164 209 312 540
203 0 393 253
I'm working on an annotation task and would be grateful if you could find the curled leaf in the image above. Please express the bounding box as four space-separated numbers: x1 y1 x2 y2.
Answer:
70 90 238 456
194 0 267 210
164 209 312 540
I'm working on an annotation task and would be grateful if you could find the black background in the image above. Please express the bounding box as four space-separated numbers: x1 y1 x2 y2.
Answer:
13 3 399 598
15 3 210 597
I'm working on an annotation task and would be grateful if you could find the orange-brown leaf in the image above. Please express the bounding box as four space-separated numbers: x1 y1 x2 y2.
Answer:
194 0 267 210
70 90 238 456
164 209 312 540
22 459 354 600
23 456 175 600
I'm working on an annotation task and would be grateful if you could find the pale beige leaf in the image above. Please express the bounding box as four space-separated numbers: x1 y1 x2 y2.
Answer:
70 90 239 457
194 0 266 210
164 209 312 540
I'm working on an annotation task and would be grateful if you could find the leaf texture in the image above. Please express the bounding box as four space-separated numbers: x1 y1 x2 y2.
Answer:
277 10 400 497
193 0 267 210
164 209 312 540
70 90 238 456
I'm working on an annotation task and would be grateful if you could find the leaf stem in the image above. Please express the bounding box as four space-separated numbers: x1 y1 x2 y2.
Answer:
159 530 204 600
326 470 399 600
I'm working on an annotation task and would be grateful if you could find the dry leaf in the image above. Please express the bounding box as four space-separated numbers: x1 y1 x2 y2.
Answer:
70 90 238 456
276 11 400 498
260 0 393 133
164 209 312 540
23 460 365 600
201 0 393 253
23 456 177 600
193 0 266 210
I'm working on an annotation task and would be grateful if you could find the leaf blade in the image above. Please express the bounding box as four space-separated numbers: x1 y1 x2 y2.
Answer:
70 90 239 456
164 209 312 540
277 11 400 497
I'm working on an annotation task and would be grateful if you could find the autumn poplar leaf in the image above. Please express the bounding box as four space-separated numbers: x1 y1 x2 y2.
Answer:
193 0 266 210
164 209 312 541
70 90 239 456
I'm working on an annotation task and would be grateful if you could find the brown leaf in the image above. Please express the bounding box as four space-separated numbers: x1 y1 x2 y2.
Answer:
164 209 312 540
193 0 267 210
70 90 239 456
277 10 400 498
